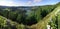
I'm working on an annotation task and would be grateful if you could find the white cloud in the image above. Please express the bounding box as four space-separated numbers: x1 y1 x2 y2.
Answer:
25 0 42 5
26 1 32 5
0 0 43 6
33 0 42 3
0 0 23 6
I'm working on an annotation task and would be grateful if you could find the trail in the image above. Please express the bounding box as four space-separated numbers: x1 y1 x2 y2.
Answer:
0 6 60 29
30 6 60 29
57 12 60 29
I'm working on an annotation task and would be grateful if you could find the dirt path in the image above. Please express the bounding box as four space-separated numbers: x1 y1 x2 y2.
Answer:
30 6 60 29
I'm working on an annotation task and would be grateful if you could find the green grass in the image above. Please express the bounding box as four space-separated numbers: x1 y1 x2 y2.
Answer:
0 16 26 29
30 6 60 29
0 6 60 29
57 13 60 29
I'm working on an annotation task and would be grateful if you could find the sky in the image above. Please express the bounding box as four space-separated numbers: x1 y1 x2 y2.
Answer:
0 0 60 6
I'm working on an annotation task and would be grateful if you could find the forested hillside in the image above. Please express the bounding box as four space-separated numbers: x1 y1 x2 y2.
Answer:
0 2 60 29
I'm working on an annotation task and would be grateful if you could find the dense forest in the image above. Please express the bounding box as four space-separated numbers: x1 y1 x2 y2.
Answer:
0 2 60 29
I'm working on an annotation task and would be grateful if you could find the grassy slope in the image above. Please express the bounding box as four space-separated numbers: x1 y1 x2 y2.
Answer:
30 6 60 29
0 16 25 29
57 12 60 29
0 5 60 29
58 16 60 29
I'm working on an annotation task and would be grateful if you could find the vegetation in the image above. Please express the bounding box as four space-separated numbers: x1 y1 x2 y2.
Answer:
0 2 60 29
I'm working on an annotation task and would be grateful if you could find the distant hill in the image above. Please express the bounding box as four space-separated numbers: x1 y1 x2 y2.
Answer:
0 2 60 29
0 2 60 11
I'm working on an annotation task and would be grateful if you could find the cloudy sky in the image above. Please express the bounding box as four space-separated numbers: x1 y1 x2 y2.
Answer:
0 0 60 6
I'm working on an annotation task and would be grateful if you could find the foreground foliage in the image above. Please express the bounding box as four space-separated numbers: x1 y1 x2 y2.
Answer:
0 2 60 29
